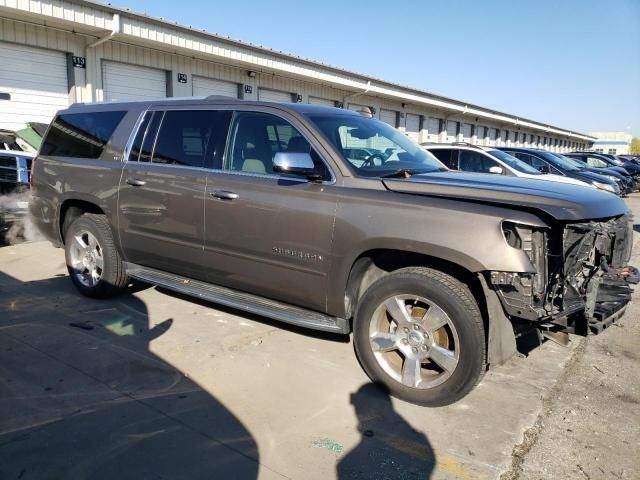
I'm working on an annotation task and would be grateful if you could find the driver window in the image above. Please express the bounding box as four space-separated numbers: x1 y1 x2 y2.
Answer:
459 150 498 173
226 112 329 179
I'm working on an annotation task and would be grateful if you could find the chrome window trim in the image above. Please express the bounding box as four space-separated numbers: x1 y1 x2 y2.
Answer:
122 106 336 184
122 110 148 163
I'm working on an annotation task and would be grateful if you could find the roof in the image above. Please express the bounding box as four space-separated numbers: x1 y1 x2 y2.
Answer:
22 0 595 141
67 96 359 116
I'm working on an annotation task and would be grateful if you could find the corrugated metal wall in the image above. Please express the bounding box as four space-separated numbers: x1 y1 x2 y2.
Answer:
0 12 589 151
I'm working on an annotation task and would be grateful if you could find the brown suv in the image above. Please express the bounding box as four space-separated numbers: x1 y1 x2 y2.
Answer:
30 98 636 406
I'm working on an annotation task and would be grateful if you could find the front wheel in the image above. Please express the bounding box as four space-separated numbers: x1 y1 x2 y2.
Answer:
353 267 486 406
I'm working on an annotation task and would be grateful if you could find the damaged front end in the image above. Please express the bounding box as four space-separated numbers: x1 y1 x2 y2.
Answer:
490 214 637 336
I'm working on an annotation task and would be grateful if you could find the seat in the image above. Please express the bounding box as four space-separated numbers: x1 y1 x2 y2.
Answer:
232 120 273 174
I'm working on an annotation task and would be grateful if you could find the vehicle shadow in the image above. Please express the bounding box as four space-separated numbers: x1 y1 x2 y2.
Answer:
337 384 435 479
633 224 640 233
0 270 261 480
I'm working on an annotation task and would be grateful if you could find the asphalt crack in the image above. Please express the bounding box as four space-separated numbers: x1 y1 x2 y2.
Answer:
499 337 587 480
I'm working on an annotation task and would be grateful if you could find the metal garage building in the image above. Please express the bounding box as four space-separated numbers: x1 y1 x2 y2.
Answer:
0 0 595 151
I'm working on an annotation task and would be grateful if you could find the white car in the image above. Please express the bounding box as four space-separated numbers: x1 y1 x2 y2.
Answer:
422 144 594 188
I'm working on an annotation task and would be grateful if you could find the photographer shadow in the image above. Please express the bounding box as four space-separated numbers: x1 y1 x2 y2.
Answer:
338 384 435 480
0 270 260 480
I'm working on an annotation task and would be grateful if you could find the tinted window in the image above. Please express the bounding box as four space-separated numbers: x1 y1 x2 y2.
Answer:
458 150 499 173
430 149 457 169
41 111 126 158
227 112 330 179
152 110 231 168
513 152 549 171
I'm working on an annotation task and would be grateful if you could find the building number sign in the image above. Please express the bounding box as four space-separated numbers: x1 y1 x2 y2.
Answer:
177 73 188 83
72 56 86 68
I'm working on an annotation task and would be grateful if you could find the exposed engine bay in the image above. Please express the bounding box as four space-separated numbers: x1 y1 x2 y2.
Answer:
491 214 637 335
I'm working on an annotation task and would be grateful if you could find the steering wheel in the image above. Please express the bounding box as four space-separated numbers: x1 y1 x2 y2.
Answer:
361 153 386 168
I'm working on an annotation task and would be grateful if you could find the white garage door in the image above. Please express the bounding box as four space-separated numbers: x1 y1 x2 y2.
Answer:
193 76 238 98
462 123 472 142
446 121 457 142
405 114 420 141
427 117 441 141
488 128 498 146
379 109 397 128
309 96 335 108
103 62 166 102
258 88 293 103
0 42 69 130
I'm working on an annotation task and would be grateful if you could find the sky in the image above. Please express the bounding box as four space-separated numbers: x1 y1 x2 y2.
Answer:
117 0 639 136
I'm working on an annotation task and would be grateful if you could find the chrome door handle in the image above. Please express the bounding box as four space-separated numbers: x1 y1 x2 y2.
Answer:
211 190 238 200
126 178 146 187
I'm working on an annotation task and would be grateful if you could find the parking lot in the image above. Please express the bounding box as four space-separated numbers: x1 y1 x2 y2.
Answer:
0 196 638 480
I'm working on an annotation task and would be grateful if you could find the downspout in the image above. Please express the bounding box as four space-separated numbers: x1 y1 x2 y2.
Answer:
87 13 121 48
85 13 120 102
343 80 372 105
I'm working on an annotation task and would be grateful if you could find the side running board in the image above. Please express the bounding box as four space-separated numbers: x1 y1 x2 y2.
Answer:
125 263 350 334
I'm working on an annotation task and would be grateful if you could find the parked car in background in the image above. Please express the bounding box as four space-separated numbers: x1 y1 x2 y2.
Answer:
0 150 34 193
422 143 591 188
497 147 621 195
594 152 640 174
565 152 639 191
30 98 637 407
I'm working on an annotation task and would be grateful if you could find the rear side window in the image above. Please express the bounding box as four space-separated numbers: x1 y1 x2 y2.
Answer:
430 149 457 169
41 111 126 159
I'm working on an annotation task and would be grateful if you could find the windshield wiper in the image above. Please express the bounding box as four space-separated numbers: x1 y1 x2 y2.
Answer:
380 168 436 179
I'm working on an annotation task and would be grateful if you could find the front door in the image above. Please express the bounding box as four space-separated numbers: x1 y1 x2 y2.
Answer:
118 109 231 279
203 110 337 311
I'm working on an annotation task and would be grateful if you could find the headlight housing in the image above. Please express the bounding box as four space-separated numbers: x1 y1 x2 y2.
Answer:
592 181 619 194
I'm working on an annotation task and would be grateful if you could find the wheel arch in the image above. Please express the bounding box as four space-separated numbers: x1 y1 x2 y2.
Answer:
58 198 106 244
339 248 517 368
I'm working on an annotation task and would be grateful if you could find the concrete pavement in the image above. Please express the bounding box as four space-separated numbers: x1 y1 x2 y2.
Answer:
1 197 638 479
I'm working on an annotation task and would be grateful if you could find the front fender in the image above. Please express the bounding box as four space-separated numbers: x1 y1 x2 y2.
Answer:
326 191 551 317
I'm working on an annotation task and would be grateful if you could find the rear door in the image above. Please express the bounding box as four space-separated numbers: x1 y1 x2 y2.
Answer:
117 108 231 279
202 109 337 311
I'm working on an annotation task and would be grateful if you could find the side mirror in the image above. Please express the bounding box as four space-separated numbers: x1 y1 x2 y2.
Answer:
273 152 321 180
538 165 550 173
489 166 503 175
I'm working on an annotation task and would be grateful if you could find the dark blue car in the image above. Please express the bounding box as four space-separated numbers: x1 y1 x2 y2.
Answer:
497 147 623 196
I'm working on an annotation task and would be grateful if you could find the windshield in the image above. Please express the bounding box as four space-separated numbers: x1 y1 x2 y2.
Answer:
306 114 445 177
487 149 541 174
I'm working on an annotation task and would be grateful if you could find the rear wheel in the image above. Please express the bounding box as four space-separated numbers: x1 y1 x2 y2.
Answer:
64 213 128 298
353 267 486 406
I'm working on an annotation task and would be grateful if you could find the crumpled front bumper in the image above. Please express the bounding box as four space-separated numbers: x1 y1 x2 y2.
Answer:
581 265 638 335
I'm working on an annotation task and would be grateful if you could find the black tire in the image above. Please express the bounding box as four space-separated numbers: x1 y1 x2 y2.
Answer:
353 267 486 407
64 213 128 298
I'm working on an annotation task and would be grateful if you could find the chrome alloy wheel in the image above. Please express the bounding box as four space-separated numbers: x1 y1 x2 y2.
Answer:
369 295 460 389
68 230 104 287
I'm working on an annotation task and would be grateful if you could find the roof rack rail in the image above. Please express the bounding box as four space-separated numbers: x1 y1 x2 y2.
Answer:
451 142 482 148
205 95 244 100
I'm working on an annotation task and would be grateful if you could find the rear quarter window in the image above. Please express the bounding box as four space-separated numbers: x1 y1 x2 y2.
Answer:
41 111 127 159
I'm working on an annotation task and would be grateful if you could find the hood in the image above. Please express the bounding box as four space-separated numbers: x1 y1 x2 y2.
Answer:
382 171 628 221
542 174 592 187
587 168 626 181
572 169 618 184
